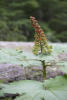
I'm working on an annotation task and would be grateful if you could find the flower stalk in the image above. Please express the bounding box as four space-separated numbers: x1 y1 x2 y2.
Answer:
30 16 52 80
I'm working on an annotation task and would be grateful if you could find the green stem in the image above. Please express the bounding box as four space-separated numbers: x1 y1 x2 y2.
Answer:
40 40 46 80
41 60 46 80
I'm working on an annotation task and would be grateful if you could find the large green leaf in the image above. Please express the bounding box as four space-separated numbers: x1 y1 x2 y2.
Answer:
0 75 67 100
0 48 53 66
0 44 67 70
44 75 67 100
0 43 67 65
57 61 67 73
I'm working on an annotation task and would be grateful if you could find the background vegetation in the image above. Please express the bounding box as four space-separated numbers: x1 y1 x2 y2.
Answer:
0 0 67 42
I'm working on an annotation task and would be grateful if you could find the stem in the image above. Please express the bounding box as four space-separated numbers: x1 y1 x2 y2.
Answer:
41 60 46 80
40 40 46 81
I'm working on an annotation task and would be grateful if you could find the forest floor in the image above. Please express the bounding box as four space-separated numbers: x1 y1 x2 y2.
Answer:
0 42 67 82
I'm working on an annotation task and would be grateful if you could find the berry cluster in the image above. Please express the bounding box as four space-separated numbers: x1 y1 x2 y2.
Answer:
30 16 52 55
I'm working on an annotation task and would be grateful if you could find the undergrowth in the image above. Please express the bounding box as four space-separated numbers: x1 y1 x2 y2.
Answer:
0 17 67 100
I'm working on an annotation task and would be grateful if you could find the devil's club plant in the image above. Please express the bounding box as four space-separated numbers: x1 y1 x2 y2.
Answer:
30 16 52 80
0 17 67 100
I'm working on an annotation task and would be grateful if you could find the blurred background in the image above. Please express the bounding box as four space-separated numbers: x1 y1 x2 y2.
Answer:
0 0 67 42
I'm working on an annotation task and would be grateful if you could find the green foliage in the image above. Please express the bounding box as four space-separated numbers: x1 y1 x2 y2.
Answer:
57 61 67 73
0 75 67 100
0 0 67 42
0 43 67 99
0 43 67 69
